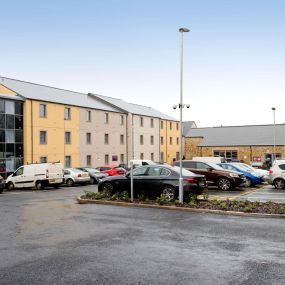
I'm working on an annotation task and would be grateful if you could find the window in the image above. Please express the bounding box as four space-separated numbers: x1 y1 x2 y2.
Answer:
170 137 173 145
86 155 92 166
140 153 144 159
176 152 180 161
160 152 164 162
5 101 14 114
40 131 47 144
105 154 109 164
104 134 109 144
140 135 144 145
150 118 154 128
86 133 91 144
39 104 46 118
64 107 71 120
176 137 179 145
196 162 209 170
5 130 15 143
65 156 71 168
40 156 47 163
120 115 124 125
65 132 71 144
14 167 24 176
133 167 148 176
120 134 124 145
160 121 163 129
151 152 154 161
176 122 179 130
6 115 14 129
86 110 91 122
120 154 124 163
104 113 109 124
150 136 154 145
170 122 172 130
213 150 238 162
140 117 144 127
160 136 164 145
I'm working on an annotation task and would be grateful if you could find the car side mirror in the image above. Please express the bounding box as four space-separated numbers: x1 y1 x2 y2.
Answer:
125 172 130 178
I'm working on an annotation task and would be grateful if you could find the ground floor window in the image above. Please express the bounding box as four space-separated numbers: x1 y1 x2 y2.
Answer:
160 152 164 162
40 156 47 163
213 150 238 162
86 155 91 166
104 154 109 165
65 156 71 168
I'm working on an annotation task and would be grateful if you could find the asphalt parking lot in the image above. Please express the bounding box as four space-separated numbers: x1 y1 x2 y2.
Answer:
207 184 285 203
1 185 285 284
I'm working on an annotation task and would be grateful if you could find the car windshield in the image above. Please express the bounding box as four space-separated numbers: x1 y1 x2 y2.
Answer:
207 162 224 170
234 163 252 172
171 166 196 176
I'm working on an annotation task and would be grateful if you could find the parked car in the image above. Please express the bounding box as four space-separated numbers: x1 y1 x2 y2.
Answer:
64 168 90 186
5 162 64 190
76 167 108 184
173 160 245 191
218 163 263 187
265 160 285 189
231 162 269 180
0 175 4 193
98 165 207 200
95 165 126 176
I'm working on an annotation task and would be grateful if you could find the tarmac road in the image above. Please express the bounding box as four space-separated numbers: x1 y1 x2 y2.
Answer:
0 185 285 285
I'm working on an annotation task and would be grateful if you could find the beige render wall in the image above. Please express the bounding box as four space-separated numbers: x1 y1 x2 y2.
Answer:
79 109 127 167
132 115 160 161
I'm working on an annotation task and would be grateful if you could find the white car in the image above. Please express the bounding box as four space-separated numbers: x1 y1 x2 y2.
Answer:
64 168 90 186
266 160 285 189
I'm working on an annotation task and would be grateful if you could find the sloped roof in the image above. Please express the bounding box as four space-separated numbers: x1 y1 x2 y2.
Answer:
185 124 285 146
182 121 197 136
90 93 177 121
0 76 121 112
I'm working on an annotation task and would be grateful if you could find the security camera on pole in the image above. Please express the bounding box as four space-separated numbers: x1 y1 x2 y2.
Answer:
172 27 190 203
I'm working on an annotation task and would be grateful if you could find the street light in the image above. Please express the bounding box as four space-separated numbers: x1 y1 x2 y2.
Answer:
272 107 276 162
177 27 190 203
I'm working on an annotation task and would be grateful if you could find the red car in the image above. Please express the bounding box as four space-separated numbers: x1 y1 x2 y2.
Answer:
95 165 126 176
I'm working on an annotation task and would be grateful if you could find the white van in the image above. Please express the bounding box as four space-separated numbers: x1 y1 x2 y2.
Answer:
192 156 225 163
6 162 64 190
128 160 156 169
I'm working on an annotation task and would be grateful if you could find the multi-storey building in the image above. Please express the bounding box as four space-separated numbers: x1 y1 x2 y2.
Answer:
0 76 179 177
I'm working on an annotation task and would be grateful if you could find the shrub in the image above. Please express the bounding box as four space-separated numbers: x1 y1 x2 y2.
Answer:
243 206 253 213
219 202 227 211
156 194 170 205
174 200 181 206
110 193 120 200
137 193 146 201
119 191 129 201
280 204 285 214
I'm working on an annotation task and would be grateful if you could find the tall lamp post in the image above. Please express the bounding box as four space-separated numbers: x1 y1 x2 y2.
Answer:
178 27 190 203
272 107 276 162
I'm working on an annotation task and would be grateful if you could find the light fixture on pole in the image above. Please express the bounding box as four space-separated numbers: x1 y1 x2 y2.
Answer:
177 27 190 203
272 107 276 162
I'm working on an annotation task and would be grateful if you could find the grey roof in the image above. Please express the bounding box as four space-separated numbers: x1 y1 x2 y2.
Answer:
0 76 120 112
185 124 285 146
182 121 197 136
90 93 177 121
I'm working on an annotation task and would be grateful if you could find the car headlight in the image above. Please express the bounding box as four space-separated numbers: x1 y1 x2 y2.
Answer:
229 173 239 178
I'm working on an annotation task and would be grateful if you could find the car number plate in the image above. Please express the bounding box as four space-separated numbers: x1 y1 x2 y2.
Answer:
49 179 55 183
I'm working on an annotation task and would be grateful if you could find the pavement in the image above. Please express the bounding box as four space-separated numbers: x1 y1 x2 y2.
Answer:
1 185 285 284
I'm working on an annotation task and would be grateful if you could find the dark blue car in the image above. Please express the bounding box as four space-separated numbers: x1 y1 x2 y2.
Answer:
218 163 262 187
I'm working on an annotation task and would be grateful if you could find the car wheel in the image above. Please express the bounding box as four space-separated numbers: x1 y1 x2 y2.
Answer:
162 186 176 202
217 177 232 191
273 178 285 189
101 182 114 196
7 182 14 191
66 179 74 187
36 181 43 190
244 178 252 188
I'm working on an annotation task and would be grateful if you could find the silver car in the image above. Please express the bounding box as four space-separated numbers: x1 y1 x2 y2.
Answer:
64 168 90 186
265 160 285 189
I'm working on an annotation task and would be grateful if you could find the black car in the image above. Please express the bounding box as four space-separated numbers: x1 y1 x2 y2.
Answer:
98 165 207 200
0 175 4 194
76 167 108 184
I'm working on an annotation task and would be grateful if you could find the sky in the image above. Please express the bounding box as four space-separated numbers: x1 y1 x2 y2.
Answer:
1 0 284 127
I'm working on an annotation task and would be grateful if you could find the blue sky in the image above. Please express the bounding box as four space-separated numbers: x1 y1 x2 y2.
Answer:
1 0 284 127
